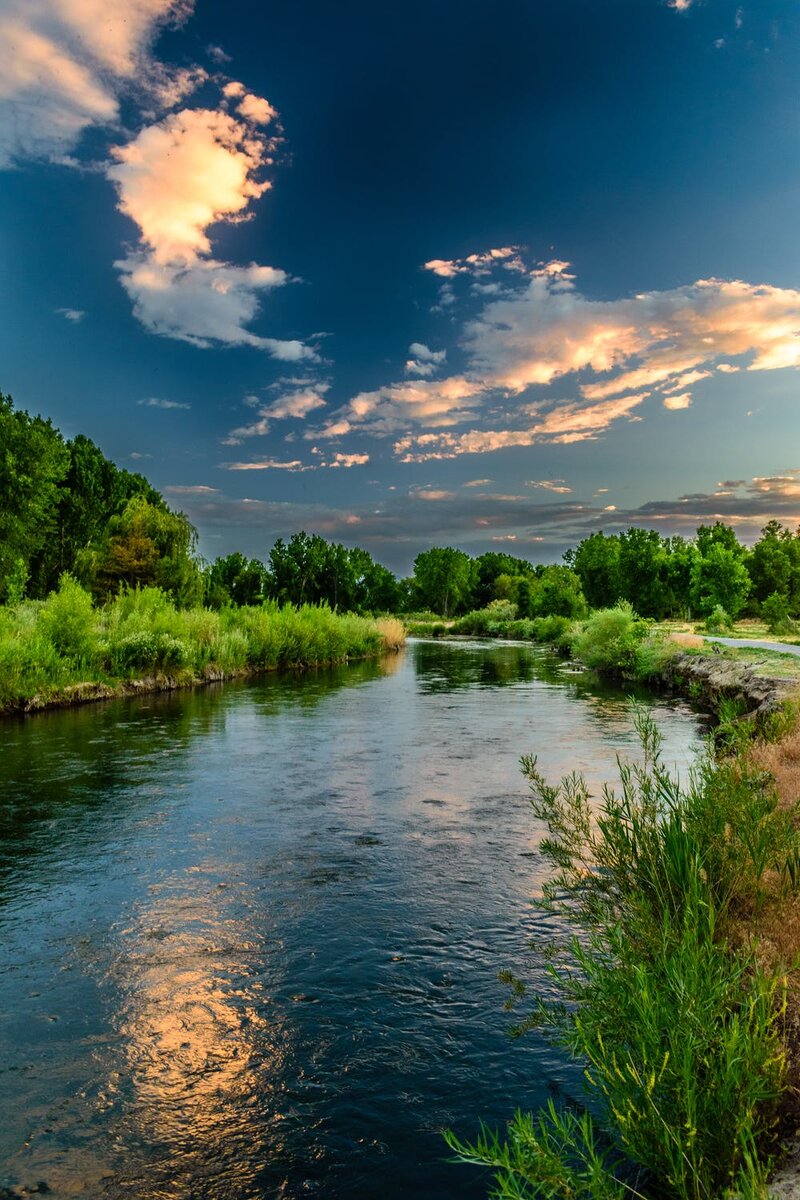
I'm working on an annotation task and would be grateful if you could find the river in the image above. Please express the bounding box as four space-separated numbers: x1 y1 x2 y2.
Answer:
0 639 707 1199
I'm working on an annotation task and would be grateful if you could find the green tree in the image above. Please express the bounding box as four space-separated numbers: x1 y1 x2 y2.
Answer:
0 391 69 600
87 497 202 606
695 521 745 559
530 564 587 618
617 528 670 619
472 552 535 609
568 532 622 609
412 546 473 617
690 544 751 620
664 536 700 619
46 435 162 586
204 552 268 608
748 521 797 608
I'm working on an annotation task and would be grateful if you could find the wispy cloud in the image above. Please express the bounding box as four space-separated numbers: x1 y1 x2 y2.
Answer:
55 306 85 323
311 254 800 463
169 470 800 574
164 484 220 494
405 342 447 378
137 396 191 409
223 384 329 443
528 479 572 494
0 0 195 165
222 449 369 471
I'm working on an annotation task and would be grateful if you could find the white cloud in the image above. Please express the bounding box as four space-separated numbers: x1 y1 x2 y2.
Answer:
662 391 692 410
405 342 447 378
423 247 527 279
236 93 277 125
392 392 648 462
528 479 572 494
107 107 270 262
137 396 190 409
164 484 219 494
316 375 484 439
318 258 800 462
327 452 370 468
0 0 193 165
223 457 313 472
55 306 84 322
107 100 316 355
225 384 329 441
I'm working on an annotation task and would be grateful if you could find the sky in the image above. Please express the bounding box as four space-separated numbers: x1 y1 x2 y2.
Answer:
1 0 799 574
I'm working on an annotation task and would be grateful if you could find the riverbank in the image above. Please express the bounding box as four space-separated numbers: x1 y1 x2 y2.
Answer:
0 579 405 717
415 613 800 1195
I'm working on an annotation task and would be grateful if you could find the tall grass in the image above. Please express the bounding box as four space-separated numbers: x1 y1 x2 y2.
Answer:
0 575 404 711
446 710 800 1199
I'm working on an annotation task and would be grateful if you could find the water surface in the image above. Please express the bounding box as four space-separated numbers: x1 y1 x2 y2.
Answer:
0 640 706 1199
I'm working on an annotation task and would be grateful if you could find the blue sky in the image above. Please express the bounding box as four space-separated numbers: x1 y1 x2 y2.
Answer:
2 0 799 573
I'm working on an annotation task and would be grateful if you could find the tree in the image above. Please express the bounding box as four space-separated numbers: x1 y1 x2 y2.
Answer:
0 391 69 601
204 552 268 608
695 521 744 559
747 521 797 609
472 552 535 609
87 497 202 606
690 544 751 620
530 564 587 618
617 528 670 619
412 546 473 617
569 533 622 609
664 536 700 619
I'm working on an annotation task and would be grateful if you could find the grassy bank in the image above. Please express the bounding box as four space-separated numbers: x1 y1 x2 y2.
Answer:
0 575 405 715
410 602 800 694
447 704 800 1199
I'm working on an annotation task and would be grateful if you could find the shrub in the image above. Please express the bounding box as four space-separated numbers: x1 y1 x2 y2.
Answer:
447 711 796 1199
633 633 681 681
762 592 796 637
531 614 573 644
36 573 95 662
705 604 733 634
570 602 647 673
111 630 189 673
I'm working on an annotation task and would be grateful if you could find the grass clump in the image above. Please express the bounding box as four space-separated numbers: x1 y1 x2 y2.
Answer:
446 710 800 1199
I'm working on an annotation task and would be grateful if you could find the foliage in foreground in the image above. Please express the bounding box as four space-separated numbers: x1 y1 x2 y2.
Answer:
0 575 402 710
446 711 800 1199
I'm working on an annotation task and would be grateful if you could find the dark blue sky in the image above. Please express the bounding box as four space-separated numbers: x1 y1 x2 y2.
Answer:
2 0 799 572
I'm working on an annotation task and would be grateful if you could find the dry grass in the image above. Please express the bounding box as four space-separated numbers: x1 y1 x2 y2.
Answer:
722 706 800 1134
670 631 705 649
376 616 406 651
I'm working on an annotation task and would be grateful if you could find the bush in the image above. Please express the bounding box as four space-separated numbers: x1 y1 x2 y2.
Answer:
762 592 796 637
111 630 189 673
36 574 95 662
570 602 647 672
705 604 733 634
633 633 681 681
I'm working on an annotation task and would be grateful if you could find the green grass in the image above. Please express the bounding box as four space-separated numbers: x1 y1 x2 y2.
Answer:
446 710 800 1199
0 575 403 712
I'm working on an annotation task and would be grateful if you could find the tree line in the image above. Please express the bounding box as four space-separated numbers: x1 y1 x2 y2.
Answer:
2 391 799 623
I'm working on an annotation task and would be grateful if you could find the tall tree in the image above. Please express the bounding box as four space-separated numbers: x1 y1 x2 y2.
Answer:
568 533 622 609
412 547 473 617
0 392 69 600
86 497 202 606
690 543 751 619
